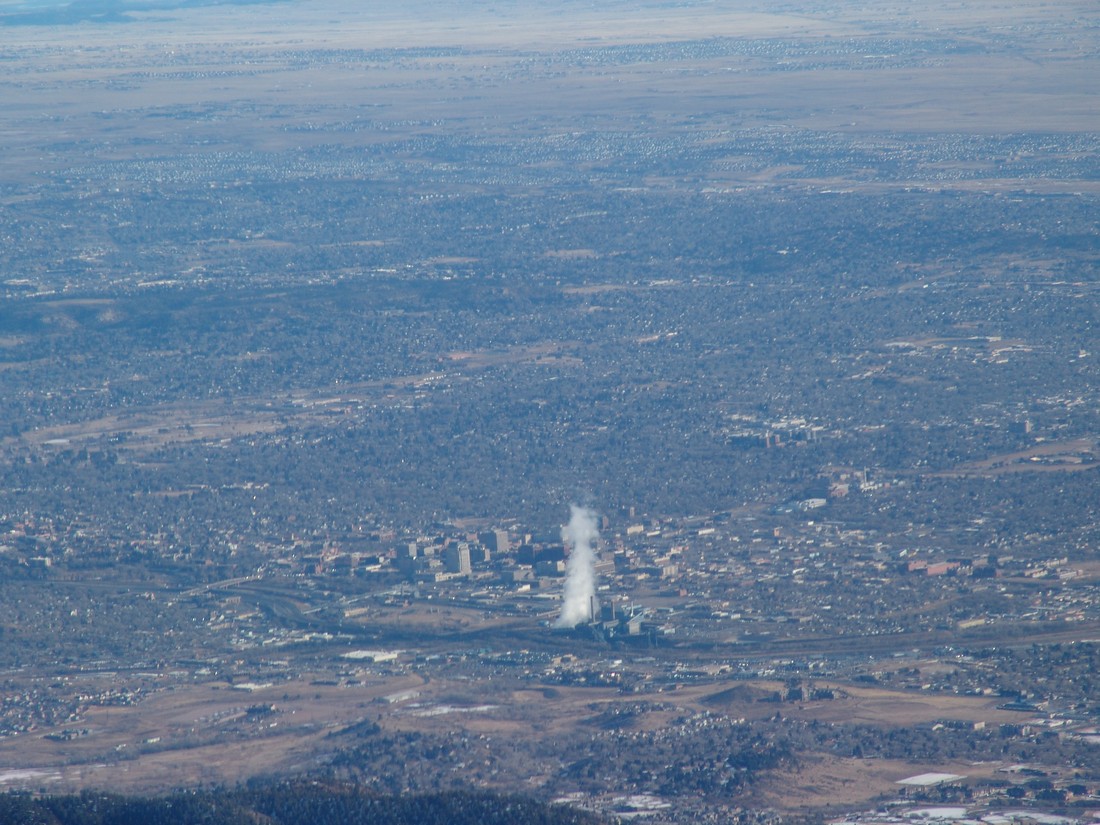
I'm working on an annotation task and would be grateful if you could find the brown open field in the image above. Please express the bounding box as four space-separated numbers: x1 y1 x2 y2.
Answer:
0 668 426 792
745 755 1004 813
0 594 1036 797
0 664 1021 795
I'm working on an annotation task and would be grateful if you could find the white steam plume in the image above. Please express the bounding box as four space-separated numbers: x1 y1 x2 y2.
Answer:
554 505 600 629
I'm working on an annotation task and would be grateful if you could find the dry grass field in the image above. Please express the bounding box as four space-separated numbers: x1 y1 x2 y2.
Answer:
0 574 1042 800
0 654 1031 797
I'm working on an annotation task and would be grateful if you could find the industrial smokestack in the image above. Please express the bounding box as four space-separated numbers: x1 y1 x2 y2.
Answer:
554 505 600 629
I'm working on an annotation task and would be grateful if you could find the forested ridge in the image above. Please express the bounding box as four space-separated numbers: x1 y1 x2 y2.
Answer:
0 784 606 825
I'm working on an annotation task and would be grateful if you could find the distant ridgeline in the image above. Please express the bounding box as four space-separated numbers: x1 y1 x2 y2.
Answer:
0 783 606 825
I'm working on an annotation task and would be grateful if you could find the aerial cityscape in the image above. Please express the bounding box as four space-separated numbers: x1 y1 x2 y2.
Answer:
0 0 1098 823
